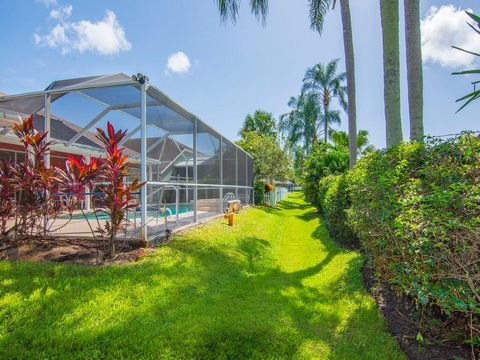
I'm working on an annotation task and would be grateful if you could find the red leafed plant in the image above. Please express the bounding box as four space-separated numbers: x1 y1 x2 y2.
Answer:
57 155 99 212
0 160 16 238
95 122 144 257
57 154 100 241
11 115 60 237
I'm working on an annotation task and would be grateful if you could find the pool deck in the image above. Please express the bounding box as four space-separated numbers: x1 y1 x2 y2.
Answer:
47 209 220 242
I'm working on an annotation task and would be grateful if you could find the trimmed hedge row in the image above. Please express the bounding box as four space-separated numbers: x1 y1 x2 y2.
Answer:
316 135 480 344
318 175 358 247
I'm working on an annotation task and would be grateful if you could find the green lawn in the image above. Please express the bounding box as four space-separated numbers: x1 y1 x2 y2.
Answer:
0 193 404 359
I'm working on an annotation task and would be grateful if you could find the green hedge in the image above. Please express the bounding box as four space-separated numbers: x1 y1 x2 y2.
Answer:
254 180 265 205
318 175 358 247
315 135 480 343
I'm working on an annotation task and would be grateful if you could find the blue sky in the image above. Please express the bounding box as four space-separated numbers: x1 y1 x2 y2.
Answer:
0 0 478 147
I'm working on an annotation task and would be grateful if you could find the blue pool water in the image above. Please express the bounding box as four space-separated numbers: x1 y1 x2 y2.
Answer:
61 204 192 221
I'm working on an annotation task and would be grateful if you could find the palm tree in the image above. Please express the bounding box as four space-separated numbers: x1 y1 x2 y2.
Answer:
452 12 480 111
404 0 423 142
309 0 357 167
240 109 277 139
329 129 375 155
302 59 347 143
215 0 359 168
279 92 340 155
380 0 403 147
279 93 320 154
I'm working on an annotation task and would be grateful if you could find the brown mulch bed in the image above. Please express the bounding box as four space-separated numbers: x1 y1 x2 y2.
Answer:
362 260 475 360
0 237 149 265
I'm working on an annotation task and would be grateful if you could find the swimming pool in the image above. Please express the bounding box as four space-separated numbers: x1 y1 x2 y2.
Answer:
60 204 193 221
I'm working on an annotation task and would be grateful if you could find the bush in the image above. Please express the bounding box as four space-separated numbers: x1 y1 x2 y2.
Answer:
254 180 265 205
317 175 335 214
320 175 358 247
302 142 349 208
348 135 479 343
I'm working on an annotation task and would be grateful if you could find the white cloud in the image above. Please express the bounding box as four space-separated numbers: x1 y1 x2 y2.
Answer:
36 0 57 6
49 5 72 21
70 10 132 55
421 5 479 68
165 52 192 74
34 9 131 55
34 23 70 53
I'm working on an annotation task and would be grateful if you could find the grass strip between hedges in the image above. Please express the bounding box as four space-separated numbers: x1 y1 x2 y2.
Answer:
0 192 404 359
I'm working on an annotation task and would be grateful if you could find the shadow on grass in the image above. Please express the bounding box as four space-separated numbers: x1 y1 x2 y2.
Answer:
0 196 402 359
295 210 319 222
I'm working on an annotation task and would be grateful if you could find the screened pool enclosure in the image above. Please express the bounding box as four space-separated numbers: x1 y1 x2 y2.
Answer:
0 73 254 241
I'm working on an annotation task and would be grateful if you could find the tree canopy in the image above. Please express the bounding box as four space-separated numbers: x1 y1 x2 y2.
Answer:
240 110 277 139
236 131 292 183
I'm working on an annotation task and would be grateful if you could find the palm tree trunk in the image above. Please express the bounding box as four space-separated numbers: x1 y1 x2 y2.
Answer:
324 104 329 143
404 0 424 141
380 0 403 147
339 0 357 167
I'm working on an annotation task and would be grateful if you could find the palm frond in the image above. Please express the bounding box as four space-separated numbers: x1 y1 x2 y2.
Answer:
451 45 480 57
325 59 339 83
466 11 480 24
452 69 480 75
455 89 480 113
216 0 240 22
250 0 269 25
308 0 331 34
215 0 268 25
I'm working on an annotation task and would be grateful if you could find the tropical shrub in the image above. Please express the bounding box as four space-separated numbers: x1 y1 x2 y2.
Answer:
0 115 143 258
0 160 15 238
348 135 480 344
11 115 61 237
302 141 349 207
57 154 100 240
319 174 358 247
95 122 143 257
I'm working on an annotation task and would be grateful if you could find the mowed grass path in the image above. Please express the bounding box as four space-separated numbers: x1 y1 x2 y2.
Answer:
0 193 404 359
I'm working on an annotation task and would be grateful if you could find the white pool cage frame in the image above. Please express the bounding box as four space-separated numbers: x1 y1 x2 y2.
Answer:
0 73 254 242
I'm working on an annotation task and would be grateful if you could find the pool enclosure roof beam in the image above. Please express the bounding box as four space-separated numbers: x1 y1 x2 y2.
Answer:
0 79 139 101
147 134 168 153
66 106 112 146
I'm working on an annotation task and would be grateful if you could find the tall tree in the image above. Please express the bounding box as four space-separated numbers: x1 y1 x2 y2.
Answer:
279 92 341 154
302 59 347 143
235 132 292 183
380 0 403 147
310 0 357 167
240 109 277 139
216 0 360 167
339 0 357 167
279 93 321 154
404 0 424 141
